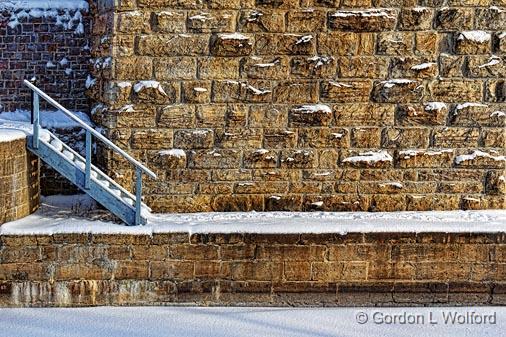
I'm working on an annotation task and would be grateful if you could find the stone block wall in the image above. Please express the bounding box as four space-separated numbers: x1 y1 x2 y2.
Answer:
0 231 505 306
0 132 39 225
0 2 91 112
88 0 506 213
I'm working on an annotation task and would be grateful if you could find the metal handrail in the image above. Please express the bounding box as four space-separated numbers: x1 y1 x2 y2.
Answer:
24 79 156 226
23 80 157 179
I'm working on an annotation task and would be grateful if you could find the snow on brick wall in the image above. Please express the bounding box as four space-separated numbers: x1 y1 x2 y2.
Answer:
0 0 90 113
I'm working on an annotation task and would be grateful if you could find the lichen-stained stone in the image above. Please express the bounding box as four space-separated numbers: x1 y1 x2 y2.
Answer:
174 129 214 149
115 11 151 33
429 80 483 102
372 80 424 103
280 149 317 168
241 56 290 79
255 33 316 55
398 7 432 31
320 80 372 103
396 149 454 168
396 102 447 126
370 195 406 212
133 81 178 104
188 149 241 169
272 81 318 103
377 32 414 56
434 7 473 31
154 57 197 80
328 9 397 32
107 104 157 128
475 7 506 30
450 103 505 127
466 56 506 78
131 129 173 150
158 104 196 128
288 104 333 127
137 34 209 56
454 31 492 55
199 58 240 79
381 127 430 149
290 55 336 78
152 149 187 169
187 11 237 32
287 9 326 32
390 57 438 79
238 10 285 33
210 33 253 56
114 56 153 80
254 0 299 8
333 103 395 126
243 149 279 168
153 11 186 33
439 54 464 78
432 128 480 147
137 0 200 9
297 128 349 148
336 56 388 78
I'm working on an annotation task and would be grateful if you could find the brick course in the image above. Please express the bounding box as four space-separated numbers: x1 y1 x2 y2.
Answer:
88 0 505 213
0 231 505 306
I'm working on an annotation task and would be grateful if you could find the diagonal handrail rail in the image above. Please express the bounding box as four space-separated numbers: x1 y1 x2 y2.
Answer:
24 80 156 179
24 79 156 225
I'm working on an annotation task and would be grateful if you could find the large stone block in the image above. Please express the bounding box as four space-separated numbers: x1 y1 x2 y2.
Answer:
372 80 424 103
137 35 209 56
210 33 253 56
320 80 372 103
328 9 397 32
429 80 483 102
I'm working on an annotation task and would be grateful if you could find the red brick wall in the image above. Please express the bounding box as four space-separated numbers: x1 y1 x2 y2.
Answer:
0 5 91 112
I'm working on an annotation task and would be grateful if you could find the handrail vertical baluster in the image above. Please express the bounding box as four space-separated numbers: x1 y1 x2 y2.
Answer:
135 168 142 226
85 130 92 189
32 92 40 149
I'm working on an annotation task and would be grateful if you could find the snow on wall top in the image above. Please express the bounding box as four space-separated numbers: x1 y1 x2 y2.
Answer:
0 1 89 10
0 129 26 142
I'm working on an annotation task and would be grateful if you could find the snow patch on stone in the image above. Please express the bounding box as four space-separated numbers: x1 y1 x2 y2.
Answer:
455 150 505 164
458 31 491 43
380 79 415 88
343 150 393 163
158 149 186 158
424 102 447 111
133 81 167 96
410 62 436 70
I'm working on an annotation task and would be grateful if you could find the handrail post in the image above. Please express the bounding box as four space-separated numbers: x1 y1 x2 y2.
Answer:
85 130 92 189
135 168 142 226
32 92 40 149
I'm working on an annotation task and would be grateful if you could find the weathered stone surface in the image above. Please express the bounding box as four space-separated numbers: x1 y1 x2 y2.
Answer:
87 1 505 213
372 80 424 103
210 33 253 56
328 9 397 32
320 81 372 103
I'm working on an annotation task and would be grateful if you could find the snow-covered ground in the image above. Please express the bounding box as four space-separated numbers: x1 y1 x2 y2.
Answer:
0 306 503 337
1 194 505 235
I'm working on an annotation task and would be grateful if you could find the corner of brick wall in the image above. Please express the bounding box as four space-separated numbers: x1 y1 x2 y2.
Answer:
0 136 40 225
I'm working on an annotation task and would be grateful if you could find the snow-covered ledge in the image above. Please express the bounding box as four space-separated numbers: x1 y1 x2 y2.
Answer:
1 195 505 235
